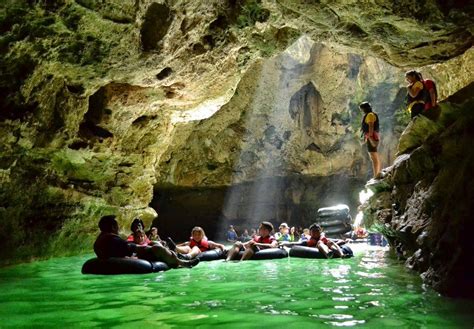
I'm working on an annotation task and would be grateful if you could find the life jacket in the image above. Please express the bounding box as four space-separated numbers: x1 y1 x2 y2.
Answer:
189 238 210 252
407 81 425 104
307 235 328 247
422 79 437 110
361 112 379 134
254 235 275 245
406 81 425 114
275 232 290 241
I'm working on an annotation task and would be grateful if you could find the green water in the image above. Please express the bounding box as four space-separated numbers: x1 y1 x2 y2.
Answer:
0 246 473 328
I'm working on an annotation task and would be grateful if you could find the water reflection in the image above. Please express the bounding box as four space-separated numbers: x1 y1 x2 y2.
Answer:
0 246 473 327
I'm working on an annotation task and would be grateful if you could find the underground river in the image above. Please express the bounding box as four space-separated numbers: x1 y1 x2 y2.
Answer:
1 245 473 328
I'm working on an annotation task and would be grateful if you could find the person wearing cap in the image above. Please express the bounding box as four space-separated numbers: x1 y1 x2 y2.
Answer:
274 222 291 242
225 221 278 261
359 101 381 179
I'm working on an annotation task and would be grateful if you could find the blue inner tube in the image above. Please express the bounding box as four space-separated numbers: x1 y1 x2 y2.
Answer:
237 247 288 260
289 245 353 259
82 257 170 275
197 249 226 261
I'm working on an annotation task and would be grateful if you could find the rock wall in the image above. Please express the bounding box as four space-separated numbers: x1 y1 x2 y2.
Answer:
152 175 364 242
361 82 474 298
156 40 408 186
152 40 409 236
0 0 472 271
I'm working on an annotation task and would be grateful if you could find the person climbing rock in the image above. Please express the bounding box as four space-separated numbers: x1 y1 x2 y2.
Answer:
405 70 425 119
359 101 381 179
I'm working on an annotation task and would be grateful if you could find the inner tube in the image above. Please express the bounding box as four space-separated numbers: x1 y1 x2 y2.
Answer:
341 245 354 257
197 249 226 261
323 223 352 235
82 257 170 275
237 247 288 260
317 204 350 217
316 215 352 227
289 246 326 259
289 245 353 259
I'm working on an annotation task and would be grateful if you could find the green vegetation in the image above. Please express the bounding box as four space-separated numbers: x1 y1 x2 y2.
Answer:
393 104 411 133
236 0 270 28
254 37 277 57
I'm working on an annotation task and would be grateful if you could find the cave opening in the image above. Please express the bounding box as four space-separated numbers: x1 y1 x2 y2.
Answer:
150 175 364 242
149 36 407 242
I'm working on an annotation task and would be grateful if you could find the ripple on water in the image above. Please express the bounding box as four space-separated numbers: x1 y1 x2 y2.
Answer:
0 249 473 327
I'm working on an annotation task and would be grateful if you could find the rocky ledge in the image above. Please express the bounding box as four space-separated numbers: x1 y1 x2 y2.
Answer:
362 82 474 298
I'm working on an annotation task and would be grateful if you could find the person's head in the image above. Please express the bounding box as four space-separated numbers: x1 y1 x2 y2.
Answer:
279 222 289 234
229 225 234 231
258 221 274 237
359 101 372 114
243 229 249 234
405 70 421 83
150 227 158 236
290 226 295 234
133 229 146 244
191 226 206 242
130 218 144 233
309 223 323 239
250 228 256 235
303 228 310 236
99 215 119 234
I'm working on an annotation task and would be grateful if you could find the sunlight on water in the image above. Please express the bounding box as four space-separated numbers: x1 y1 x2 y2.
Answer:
0 245 473 328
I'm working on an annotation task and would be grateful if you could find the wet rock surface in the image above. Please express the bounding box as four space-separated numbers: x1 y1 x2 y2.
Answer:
0 0 473 300
361 83 474 297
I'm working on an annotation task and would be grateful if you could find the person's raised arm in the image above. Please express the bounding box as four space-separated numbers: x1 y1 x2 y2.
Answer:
177 241 190 247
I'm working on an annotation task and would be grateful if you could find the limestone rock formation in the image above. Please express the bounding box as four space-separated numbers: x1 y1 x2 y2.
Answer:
361 83 474 297
0 0 473 301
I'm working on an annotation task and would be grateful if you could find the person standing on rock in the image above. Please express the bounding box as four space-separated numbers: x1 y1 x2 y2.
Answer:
359 102 381 179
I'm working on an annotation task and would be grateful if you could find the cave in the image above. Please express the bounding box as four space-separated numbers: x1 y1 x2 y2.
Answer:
0 0 473 326
150 175 364 242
